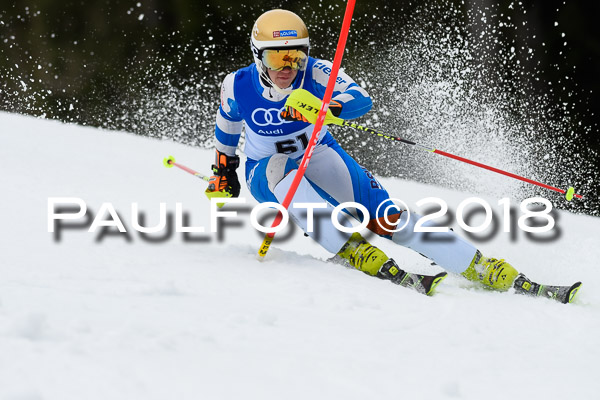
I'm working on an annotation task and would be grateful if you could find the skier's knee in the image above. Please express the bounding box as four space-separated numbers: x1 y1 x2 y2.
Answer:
366 212 402 239
266 153 297 192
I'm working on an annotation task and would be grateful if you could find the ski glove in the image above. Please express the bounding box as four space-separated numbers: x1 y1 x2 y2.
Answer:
205 150 241 200
280 106 309 123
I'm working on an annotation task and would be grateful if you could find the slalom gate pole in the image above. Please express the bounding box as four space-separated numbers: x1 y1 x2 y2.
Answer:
163 155 210 182
338 120 583 201
257 0 357 259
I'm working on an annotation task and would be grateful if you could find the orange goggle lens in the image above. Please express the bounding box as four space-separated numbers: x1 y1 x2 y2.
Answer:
261 49 307 71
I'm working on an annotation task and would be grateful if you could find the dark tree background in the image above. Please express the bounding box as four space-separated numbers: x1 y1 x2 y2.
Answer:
1 0 598 213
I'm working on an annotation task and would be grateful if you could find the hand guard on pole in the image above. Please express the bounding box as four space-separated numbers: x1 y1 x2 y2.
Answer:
281 99 341 122
205 150 241 201
281 89 345 126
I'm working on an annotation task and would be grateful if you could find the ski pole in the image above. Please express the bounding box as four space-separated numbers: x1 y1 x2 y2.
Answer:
163 155 210 181
163 155 232 207
257 0 357 259
285 90 583 201
336 120 582 201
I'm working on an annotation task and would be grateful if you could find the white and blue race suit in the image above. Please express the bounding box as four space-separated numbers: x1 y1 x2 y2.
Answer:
212 57 477 273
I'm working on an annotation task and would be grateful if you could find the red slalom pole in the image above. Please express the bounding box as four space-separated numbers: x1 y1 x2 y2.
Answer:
258 0 357 259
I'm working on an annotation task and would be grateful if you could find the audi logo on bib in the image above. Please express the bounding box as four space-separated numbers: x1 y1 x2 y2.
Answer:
251 107 292 127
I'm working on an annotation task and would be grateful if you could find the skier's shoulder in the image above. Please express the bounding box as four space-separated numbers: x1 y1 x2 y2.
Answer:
234 63 257 78
219 64 255 112
308 57 352 88
221 64 253 88
310 57 333 71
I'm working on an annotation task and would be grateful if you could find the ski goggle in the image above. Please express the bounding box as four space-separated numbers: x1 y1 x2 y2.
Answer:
261 47 308 71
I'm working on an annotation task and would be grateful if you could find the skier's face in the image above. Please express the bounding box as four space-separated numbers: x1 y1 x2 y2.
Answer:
267 67 298 89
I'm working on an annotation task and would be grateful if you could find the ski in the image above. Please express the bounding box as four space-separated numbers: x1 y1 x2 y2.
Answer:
377 259 447 296
513 273 582 304
401 271 448 296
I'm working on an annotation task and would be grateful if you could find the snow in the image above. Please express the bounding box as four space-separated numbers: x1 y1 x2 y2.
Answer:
1 111 599 399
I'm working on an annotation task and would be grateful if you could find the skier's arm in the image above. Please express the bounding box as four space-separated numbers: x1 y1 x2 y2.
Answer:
207 72 243 199
215 72 243 156
311 60 373 120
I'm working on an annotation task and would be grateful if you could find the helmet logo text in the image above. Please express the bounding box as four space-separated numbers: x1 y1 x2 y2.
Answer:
273 30 298 38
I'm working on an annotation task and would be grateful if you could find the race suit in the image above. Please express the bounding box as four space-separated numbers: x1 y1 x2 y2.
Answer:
212 57 476 273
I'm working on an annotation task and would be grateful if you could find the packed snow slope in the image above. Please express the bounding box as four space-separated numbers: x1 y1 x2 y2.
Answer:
1 111 599 400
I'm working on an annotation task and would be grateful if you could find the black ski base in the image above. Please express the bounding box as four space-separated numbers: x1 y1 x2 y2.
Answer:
377 259 447 296
513 273 582 304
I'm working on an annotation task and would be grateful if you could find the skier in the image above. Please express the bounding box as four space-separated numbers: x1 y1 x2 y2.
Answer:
205 9 580 301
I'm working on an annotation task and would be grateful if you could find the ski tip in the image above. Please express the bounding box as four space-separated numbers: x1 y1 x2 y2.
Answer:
565 282 582 304
426 272 448 296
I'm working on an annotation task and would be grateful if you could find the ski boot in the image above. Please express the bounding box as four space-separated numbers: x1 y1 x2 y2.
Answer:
336 232 447 295
337 232 389 276
461 250 519 291
463 251 582 303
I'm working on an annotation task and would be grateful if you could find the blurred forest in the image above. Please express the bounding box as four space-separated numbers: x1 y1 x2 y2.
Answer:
1 0 599 213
